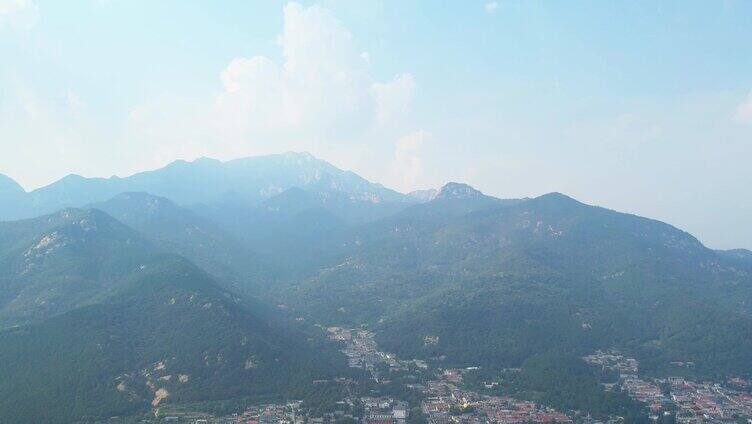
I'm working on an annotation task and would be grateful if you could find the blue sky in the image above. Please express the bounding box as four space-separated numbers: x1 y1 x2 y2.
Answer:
1 0 751 249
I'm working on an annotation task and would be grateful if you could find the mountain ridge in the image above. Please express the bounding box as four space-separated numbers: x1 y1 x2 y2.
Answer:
434 182 486 200
0 152 414 222
1 158 751 421
0 254 345 423
89 192 271 292
287 189 752 378
0 173 24 194
0 206 348 422
0 207 157 326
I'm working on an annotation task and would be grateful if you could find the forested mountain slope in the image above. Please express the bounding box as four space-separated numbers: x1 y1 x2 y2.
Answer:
291 186 752 378
91 192 271 292
0 208 155 327
0 255 345 423
0 205 347 422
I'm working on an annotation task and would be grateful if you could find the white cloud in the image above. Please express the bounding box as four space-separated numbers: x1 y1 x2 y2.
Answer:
116 1 421 184
1 1 418 189
485 1 499 14
392 130 430 190
734 91 752 123
0 81 110 188
213 2 415 142
0 0 38 30
373 74 416 125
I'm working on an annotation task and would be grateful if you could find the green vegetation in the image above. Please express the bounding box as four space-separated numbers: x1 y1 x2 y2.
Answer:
91 192 272 292
463 353 650 422
0 256 348 422
291 191 752 380
2 169 751 422
0 212 348 423
0 208 156 326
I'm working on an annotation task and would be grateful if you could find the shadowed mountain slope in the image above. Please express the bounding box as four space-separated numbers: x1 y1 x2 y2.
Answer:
90 192 271 292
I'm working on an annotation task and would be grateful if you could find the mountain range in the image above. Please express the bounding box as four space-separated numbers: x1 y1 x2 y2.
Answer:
0 152 413 223
0 153 750 422
0 207 345 423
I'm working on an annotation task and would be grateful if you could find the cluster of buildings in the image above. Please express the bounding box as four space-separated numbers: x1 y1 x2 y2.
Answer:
663 378 752 423
150 338 752 424
326 327 572 424
194 397 411 424
583 350 752 422
584 350 669 412
421 369 571 424
154 402 305 424
583 350 638 375
239 403 304 424
326 327 427 381
358 397 410 424
620 376 669 413
327 327 394 371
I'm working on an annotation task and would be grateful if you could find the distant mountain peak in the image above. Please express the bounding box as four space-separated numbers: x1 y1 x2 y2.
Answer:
165 156 222 170
716 248 752 262
0 173 25 194
60 173 86 182
3 152 412 222
541 191 572 199
729 248 752 258
24 208 145 253
193 156 222 164
107 191 172 205
534 192 581 205
99 192 177 214
283 151 315 160
408 188 438 202
52 207 89 221
54 207 120 227
434 182 484 200
524 192 588 215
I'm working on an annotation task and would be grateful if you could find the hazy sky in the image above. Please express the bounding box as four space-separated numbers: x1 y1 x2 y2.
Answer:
1 0 751 249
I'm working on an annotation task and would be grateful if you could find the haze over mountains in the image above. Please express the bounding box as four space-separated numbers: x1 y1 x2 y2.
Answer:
0 152 750 423
0 152 409 222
